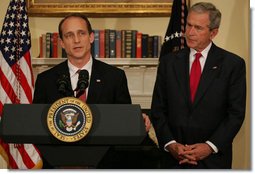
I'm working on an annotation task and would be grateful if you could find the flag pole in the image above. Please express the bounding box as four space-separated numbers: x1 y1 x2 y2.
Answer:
159 0 188 57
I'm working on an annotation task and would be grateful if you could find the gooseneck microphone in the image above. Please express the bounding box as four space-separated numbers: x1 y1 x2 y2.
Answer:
57 74 70 96
75 69 89 93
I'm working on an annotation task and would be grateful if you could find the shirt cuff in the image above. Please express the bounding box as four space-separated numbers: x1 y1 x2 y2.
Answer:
206 141 218 153
164 140 177 152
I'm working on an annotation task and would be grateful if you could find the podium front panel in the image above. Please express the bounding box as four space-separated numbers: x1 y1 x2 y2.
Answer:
0 104 146 145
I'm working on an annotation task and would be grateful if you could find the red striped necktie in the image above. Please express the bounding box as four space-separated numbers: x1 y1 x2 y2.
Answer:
77 90 86 102
190 52 202 103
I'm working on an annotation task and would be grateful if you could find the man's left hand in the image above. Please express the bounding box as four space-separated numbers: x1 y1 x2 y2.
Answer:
179 143 213 165
142 113 151 132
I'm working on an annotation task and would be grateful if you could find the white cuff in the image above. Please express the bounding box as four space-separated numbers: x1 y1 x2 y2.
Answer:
164 140 177 152
206 141 218 153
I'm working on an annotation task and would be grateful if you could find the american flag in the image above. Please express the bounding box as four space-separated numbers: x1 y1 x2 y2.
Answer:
159 0 188 57
0 0 42 169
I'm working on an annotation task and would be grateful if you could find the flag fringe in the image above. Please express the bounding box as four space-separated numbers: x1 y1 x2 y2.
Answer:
31 159 43 169
0 144 9 168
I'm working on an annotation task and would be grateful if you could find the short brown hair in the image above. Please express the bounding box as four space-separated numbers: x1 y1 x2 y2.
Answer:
58 13 93 39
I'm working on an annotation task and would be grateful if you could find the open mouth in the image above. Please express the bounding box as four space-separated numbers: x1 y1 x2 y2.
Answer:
73 46 83 51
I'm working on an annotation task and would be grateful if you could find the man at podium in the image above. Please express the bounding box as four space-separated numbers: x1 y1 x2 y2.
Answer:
33 13 155 169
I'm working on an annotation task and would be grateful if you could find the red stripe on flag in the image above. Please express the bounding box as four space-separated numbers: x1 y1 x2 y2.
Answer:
0 68 18 104
8 151 18 169
11 61 33 103
23 52 34 87
17 145 35 169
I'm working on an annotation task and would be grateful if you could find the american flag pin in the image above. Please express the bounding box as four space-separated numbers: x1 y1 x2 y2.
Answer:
96 79 101 82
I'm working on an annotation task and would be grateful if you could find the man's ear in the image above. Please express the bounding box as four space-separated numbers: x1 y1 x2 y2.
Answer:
60 38 65 49
210 28 219 40
89 32 94 44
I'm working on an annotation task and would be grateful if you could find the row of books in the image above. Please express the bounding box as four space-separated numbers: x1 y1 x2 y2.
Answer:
39 32 66 58
38 30 162 58
92 29 162 58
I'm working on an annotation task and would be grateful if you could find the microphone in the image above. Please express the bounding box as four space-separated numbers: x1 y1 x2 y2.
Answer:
75 69 89 92
57 74 70 95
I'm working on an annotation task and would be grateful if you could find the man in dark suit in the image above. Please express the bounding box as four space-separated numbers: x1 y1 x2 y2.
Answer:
151 2 246 169
33 14 131 105
33 13 153 168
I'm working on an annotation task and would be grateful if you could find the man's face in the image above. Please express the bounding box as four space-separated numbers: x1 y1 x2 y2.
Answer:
60 17 94 61
185 11 218 52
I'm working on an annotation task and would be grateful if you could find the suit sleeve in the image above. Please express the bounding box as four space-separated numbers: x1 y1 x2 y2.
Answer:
151 57 175 149
33 73 47 104
209 58 246 151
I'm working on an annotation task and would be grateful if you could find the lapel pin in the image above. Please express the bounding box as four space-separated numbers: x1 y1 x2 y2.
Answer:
212 66 218 69
96 79 101 82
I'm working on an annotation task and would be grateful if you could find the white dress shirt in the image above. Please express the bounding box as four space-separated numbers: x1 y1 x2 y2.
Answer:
68 57 93 98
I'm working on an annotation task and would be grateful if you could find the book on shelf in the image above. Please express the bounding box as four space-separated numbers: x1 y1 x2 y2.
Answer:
39 35 43 58
121 30 126 58
131 30 137 58
142 34 149 58
104 29 110 58
148 36 153 58
38 30 162 59
51 32 58 58
45 32 51 58
93 29 100 58
116 30 122 58
136 32 142 59
125 30 132 58
109 30 116 58
99 29 105 58
153 35 162 58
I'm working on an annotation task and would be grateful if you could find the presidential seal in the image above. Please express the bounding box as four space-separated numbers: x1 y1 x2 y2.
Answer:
47 97 93 142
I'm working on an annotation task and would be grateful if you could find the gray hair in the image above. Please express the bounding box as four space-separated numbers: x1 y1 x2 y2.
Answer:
190 2 221 30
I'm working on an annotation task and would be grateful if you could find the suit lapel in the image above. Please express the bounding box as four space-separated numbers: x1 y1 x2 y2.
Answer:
86 59 103 103
192 44 223 107
173 49 190 106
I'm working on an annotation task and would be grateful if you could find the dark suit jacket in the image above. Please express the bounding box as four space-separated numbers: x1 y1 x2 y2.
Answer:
151 43 246 169
33 58 131 104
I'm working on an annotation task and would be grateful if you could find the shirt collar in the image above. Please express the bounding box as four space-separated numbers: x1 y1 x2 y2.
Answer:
68 57 93 77
190 42 212 59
